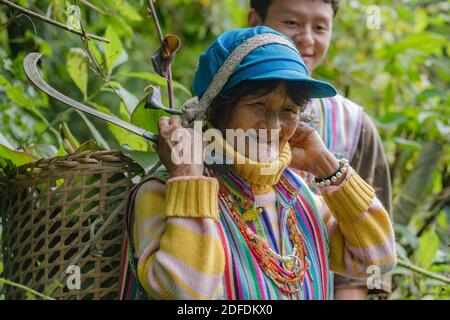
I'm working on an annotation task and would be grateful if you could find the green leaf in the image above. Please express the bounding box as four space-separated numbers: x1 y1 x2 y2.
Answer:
76 111 111 150
0 131 14 149
436 208 448 230
75 139 105 153
109 124 148 151
23 144 58 159
415 226 439 269
130 94 165 136
119 102 130 121
0 75 29 108
113 0 142 22
394 138 422 151
88 41 105 70
0 144 38 167
88 102 148 151
379 32 447 58
120 146 159 173
55 144 68 157
120 72 192 97
102 81 138 115
103 26 123 72
67 48 88 99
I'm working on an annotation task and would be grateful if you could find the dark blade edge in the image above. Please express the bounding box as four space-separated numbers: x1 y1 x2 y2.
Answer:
23 52 159 143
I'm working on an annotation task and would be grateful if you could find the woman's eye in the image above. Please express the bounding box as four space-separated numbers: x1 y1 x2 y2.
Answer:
283 107 299 114
316 25 328 32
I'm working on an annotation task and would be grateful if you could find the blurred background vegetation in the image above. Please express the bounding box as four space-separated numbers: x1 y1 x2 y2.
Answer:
0 0 448 299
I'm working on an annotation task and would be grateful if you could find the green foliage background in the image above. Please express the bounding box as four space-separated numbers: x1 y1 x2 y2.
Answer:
0 0 448 299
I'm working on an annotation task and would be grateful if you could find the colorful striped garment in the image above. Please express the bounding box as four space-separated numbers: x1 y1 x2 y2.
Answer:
299 94 364 193
305 95 364 160
126 142 396 300
299 94 394 293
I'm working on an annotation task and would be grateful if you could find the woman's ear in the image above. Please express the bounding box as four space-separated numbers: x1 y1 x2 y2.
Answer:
248 9 263 27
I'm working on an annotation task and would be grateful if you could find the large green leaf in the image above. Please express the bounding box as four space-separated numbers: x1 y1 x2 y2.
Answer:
0 131 14 149
120 72 192 97
415 226 439 269
102 81 138 115
23 144 58 159
103 26 123 72
0 75 32 108
112 0 142 22
88 102 148 151
0 75 51 128
87 41 105 71
130 94 165 135
67 48 88 99
394 138 422 151
120 146 159 174
76 111 111 150
75 139 105 153
0 144 38 167
377 32 447 58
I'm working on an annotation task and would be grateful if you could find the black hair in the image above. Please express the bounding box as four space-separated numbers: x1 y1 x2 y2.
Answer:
208 80 310 132
250 0 340 21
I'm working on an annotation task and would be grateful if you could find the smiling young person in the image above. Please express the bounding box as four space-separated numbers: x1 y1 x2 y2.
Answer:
248 0 393 299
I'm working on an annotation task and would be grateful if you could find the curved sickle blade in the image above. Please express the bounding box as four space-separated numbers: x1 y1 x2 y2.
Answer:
23 52 158 143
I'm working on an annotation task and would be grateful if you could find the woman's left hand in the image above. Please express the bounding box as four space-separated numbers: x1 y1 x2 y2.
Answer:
289 124 342 180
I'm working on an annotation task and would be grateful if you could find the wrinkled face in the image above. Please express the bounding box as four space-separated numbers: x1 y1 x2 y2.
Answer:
249 0 334 74
223 82 300 161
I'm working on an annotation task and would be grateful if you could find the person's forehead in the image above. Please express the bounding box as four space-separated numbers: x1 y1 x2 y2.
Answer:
242 84 297 105
268 0 334 20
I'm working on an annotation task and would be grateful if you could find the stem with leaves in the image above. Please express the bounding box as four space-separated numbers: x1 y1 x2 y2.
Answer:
0 277 56 300
397 259 450 285
0 0 109 43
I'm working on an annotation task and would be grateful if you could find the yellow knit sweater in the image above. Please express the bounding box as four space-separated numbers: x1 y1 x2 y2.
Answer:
132 141 397 299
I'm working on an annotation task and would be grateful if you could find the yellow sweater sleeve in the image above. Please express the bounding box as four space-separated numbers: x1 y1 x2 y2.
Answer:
133 176 225 299
316 169 397 279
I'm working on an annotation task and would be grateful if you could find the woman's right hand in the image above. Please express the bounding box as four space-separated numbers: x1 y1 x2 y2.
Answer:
157 115 204 177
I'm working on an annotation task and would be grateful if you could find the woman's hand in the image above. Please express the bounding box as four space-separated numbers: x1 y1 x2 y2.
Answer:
289 124 344 181
157 115 204 177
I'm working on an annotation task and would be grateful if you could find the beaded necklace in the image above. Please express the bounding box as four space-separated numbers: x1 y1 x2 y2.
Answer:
218 177 310 294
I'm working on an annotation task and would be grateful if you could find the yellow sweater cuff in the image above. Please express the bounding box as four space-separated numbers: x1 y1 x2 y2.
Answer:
322 170 375 222
165 176 219 220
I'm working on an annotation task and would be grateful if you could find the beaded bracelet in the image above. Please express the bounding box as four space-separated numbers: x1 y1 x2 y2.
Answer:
313 158 349 187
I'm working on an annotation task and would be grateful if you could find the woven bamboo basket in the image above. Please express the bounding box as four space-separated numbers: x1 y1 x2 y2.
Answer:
0 150 143 300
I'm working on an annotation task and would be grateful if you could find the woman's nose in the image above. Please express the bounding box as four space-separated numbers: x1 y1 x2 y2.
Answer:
263 116 281 140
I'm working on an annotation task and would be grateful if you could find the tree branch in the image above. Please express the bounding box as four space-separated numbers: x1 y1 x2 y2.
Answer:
397 259 450 285
147 0 164 43
0 0 109 43
0 277 56 300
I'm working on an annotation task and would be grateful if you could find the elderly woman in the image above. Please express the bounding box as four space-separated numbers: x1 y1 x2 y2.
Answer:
120 27 396 300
